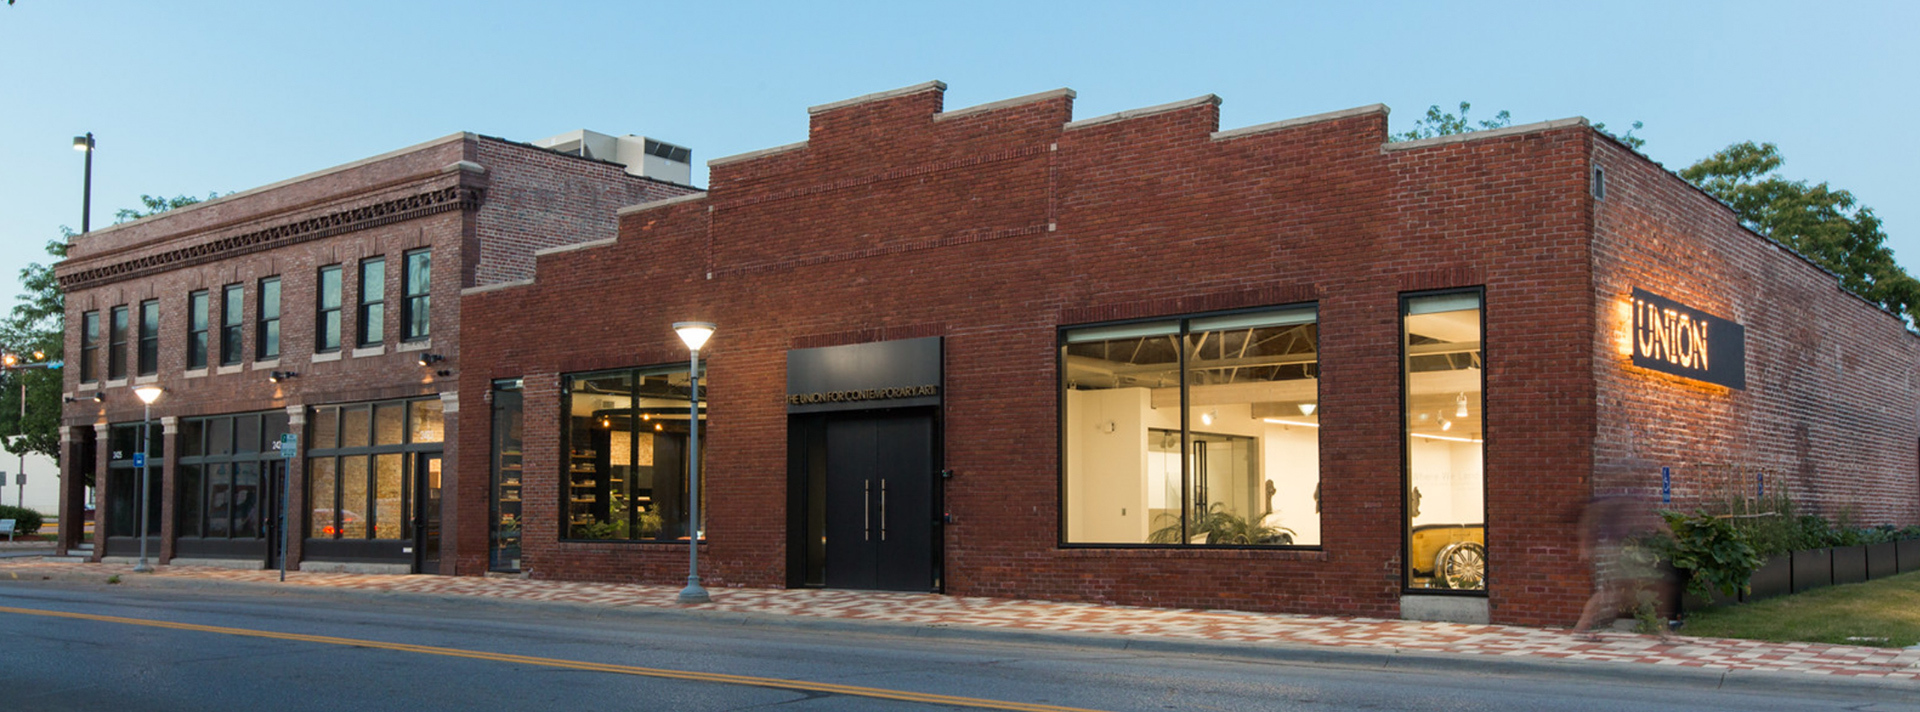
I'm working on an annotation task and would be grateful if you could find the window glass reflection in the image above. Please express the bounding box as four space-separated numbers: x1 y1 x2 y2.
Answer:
1403 292 1486 591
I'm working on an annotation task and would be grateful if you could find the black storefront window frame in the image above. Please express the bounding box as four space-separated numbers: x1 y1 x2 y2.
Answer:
1055 302 1323 551
1398 287 1490 597
175 411 291 556
558 365 706 544
304 397 444 552
491 378 524 572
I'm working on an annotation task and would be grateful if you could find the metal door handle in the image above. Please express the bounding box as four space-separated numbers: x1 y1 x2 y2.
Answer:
863 480 871 541
880 480 888 541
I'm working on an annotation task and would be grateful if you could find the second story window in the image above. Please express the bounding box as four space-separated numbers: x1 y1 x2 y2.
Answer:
402 249 430 341
137 300 159 376
258 277 281 360
80 310 100 383
316 265 342 352
358 257 385 348
221 284 244 366
108 305 128 380
187 290 209 370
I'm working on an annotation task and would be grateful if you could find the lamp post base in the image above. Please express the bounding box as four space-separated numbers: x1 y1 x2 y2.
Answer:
677 577 710 604
132 561 154 574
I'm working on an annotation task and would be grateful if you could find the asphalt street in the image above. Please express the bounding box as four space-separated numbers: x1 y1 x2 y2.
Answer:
0 579 1914 711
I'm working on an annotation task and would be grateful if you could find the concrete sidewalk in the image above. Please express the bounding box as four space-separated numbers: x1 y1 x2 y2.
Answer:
3 557 1915 697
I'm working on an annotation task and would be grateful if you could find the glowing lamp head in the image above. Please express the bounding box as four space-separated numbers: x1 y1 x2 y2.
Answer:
1298 403 1317 416
1 354 16 367
674 322 716 351
73 135 94 152
133 386 164 405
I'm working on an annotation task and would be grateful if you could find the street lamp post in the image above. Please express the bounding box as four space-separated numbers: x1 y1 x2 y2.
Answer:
673 321 714 604
73 133 95 234
132 386 163 573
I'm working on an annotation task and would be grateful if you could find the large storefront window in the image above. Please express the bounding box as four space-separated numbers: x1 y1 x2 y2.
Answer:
306 398 442 541
1062 305 1320 547
177 412 290 546
105 422 163 538
1403 291 1486 591
491 379 524 571
562 366 705 542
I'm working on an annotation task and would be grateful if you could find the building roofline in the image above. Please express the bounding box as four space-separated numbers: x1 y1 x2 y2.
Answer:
934 88 1077 122
1381 117 1589 151
615 191 709 216
80 132 474 239
1211 104 1389 142
807 80 948 115
708 141 808 168
461 279 535 296
1064 94 1223 131
531 237 617 258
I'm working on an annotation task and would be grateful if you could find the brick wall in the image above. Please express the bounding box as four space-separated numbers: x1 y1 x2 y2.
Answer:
58 133 687 575
1590 138 1920 525
460 83 1648 625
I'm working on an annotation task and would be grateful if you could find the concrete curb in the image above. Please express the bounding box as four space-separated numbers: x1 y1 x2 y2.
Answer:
7 564 1917 703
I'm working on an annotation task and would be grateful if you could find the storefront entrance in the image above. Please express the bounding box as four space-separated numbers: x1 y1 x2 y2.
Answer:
826 412 935 590
786 336 945 592
414 453 442 574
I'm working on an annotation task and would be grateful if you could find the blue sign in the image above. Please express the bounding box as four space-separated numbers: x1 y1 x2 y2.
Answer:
1756 472 1764 498
278 433 298 460
1661 466 1672 504
46 360 63 369
132 453 146 468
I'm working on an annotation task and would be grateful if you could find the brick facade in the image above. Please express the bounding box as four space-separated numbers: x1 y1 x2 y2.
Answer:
56 133 695 574
457 82 1918 627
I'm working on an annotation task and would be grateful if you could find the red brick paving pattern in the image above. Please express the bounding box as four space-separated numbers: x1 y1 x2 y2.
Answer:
4 559 1913 681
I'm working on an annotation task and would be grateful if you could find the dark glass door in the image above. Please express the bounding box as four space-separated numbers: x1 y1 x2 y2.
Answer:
822 413 934 591
414 453 443 574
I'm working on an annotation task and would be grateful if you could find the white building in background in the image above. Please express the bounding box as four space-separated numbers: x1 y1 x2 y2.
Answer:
0 445 59 514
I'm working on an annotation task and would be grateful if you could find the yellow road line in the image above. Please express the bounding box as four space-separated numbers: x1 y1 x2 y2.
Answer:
0 605 1106 712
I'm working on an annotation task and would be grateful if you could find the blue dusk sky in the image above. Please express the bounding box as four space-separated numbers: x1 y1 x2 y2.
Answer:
3 0 1918 309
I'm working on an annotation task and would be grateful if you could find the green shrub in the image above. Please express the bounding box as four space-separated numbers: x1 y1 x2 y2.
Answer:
0 505 44 536
1652 509 1761 600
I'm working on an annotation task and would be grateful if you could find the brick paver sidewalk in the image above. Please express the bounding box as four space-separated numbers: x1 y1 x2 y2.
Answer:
4 558 1915 682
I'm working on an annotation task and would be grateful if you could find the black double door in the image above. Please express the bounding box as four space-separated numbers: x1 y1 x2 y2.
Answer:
817 412 937 591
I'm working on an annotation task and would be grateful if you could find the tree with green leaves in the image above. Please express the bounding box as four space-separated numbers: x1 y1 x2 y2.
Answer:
0 194 214 467
1681 143 1919 321
1393 101 1512 142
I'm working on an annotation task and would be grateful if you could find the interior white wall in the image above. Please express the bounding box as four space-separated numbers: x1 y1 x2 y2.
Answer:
1065 387 1150 542
1409 438 1484 527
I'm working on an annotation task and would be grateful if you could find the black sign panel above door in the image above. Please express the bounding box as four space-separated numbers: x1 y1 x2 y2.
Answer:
787 337 943 413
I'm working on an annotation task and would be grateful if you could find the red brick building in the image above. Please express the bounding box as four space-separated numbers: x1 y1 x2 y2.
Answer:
56 131 696 573
457 82 1918 626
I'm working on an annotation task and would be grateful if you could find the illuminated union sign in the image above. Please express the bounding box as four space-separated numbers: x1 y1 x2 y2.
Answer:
1629 288 1745 389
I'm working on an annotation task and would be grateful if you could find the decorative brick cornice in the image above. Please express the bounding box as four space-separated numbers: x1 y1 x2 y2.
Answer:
58 185 484 291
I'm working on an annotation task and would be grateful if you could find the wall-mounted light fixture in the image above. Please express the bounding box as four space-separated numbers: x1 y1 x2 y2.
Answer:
65 393 106 404
1200 409 1217 426
417 353 446 367
269 371 299 383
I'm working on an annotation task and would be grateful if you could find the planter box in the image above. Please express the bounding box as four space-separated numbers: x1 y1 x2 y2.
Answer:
1868 541 1899 580
1902 539 1920 574
1832 545 1868 585
1748 554 1794 602
1792 548 1833 593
